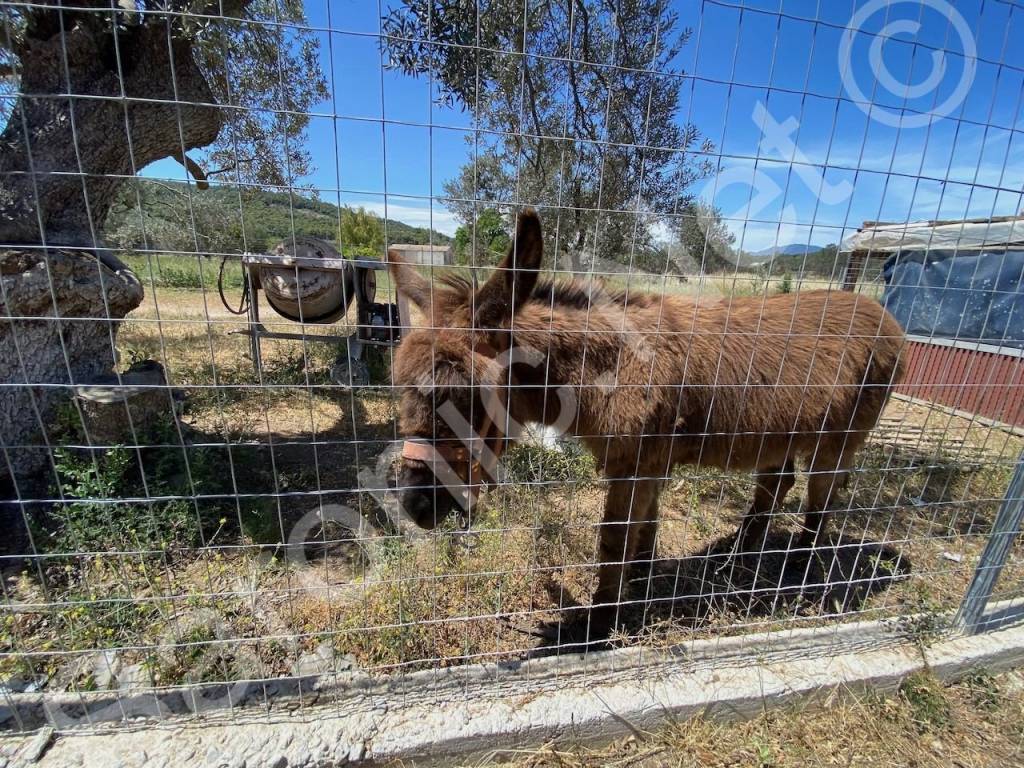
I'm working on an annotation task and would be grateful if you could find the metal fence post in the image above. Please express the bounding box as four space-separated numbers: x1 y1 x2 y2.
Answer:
956 451 1024 634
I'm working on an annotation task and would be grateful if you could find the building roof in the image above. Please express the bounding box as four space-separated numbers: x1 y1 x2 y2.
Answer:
842 214 1024 254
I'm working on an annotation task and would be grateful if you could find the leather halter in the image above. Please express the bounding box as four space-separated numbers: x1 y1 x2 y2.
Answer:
400 338 507 502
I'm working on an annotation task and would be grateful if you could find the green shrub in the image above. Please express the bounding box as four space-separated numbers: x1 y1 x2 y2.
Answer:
502 439 595 485
38 415 276 555
778 270 793 294
899 672 952 731
239 500 286 546
42 446 202 554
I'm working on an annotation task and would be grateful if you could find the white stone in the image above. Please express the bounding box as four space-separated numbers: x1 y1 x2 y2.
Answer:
116 663 150 691
90 650 121 689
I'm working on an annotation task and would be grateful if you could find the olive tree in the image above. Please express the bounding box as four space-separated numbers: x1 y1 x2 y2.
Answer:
0 0 325 494
0 0 325 248
383 0 714 271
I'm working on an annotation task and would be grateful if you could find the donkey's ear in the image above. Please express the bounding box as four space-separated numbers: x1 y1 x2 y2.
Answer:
474 209 543 332
387 249 434 318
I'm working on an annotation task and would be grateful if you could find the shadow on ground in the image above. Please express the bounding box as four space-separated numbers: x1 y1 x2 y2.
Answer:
531 532 912 654
0 384 398 559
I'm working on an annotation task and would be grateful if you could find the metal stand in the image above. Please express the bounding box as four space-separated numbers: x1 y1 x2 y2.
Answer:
232 254 403 386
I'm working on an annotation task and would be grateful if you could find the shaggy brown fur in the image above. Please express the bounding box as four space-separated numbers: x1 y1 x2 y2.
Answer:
389 210 905 637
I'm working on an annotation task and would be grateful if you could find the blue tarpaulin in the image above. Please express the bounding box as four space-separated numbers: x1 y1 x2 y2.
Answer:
882 249 1024 350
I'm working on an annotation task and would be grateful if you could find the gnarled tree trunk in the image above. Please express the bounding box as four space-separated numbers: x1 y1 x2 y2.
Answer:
0 9 224 506
0 15 222 246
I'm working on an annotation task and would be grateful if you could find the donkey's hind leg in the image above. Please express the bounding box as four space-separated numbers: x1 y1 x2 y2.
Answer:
736 459 796 552
799 442 860 548
589 476 664 638
630 479 665 565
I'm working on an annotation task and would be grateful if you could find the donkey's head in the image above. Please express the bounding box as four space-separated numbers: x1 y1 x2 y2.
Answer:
388 210 544 529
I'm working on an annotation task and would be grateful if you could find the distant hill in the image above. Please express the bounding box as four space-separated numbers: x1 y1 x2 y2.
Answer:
730 244 847 278
217 186 451 248
754 243 822 258
770 245 847 279
105 181 451 256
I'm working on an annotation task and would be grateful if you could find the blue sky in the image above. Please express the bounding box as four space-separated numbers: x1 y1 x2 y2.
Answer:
145 0 1024 254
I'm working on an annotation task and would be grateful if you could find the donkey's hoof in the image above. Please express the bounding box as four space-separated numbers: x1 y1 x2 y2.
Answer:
733 529 770 557
795 530 835 553
539 605 619 651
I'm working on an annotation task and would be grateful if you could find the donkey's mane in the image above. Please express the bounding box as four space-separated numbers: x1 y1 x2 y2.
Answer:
437 272 475 295
436 271 630 313
532 280 630 310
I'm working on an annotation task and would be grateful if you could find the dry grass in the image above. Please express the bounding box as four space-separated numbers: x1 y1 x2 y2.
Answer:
466 670 1024 768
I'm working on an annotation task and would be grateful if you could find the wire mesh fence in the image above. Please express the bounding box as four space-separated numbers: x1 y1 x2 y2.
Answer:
1 0 1023 735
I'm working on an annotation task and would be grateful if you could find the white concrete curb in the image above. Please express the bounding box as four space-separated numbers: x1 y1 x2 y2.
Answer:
4 603 1024 767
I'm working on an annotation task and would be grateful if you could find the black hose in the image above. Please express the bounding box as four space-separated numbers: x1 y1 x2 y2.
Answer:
218 255 250 315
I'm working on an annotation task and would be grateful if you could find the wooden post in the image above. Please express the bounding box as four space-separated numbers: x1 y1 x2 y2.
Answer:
841 250 866 291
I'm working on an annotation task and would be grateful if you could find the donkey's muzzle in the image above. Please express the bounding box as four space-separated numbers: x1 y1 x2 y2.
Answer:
396 456 461 530
398 486 449 529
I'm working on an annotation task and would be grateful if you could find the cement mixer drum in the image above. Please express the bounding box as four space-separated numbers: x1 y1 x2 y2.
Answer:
259 236 354 323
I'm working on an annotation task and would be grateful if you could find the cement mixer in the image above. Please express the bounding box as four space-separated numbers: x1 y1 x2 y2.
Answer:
222 237 405 387
258 236 355 323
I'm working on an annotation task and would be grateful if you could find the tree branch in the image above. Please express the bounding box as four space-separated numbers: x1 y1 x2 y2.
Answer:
195 0 255 16
571 0 604 142
521 64 545 172
172 151 210 190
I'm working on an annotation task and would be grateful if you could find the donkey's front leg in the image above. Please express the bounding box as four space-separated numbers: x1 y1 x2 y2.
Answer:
588 477 662 639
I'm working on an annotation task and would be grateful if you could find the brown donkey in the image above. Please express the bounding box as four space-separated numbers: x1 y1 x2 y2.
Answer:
389 210 905 637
